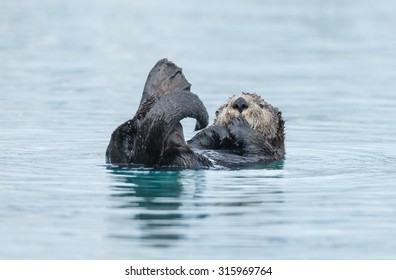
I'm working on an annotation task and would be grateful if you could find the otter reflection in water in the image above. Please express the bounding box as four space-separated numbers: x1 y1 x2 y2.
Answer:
106 58 285 168
108 167 209 245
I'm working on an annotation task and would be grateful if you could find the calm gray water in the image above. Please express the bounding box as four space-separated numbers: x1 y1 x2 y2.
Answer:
1 0 396 259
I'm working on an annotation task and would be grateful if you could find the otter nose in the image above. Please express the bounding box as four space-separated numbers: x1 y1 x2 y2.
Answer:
232 97 248 113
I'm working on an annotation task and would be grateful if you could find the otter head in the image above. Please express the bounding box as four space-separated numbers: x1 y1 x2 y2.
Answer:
215 92 284 145
140 58 192 106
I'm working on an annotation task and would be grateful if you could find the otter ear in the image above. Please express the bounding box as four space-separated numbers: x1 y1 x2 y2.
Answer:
276 111 284 129
215 103 227 117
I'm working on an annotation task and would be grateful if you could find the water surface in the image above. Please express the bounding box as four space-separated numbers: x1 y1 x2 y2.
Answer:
1 0 396 259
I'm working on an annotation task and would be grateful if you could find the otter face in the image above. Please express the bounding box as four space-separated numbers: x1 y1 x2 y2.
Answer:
214 92 281 139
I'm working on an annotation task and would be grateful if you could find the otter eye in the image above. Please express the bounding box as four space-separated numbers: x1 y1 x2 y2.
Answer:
259 104 264 109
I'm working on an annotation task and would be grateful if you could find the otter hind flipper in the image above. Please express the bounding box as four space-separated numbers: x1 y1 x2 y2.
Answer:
140 58 192 107
133 90 210 167
144 90 209 135
106 59 211 168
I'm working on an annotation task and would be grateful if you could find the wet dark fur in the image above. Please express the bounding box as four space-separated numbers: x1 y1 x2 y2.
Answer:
106 59 212 168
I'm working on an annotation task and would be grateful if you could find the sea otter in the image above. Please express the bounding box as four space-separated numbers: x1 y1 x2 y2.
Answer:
188 92 285 167
106 59 285 168
106 58 212 168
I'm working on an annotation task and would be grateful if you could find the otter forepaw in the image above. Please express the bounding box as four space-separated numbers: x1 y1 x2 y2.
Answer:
229 117 247 126
228 117 253 142
228 117 251 131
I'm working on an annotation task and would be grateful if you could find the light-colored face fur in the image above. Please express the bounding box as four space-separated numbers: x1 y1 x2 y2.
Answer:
215 92 280 139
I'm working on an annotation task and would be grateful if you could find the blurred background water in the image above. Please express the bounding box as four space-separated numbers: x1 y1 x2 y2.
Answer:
1 0 396 259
